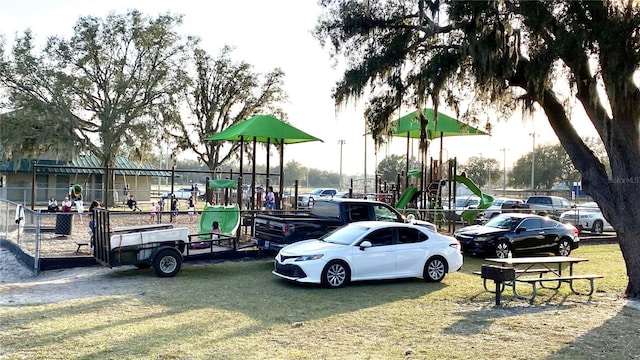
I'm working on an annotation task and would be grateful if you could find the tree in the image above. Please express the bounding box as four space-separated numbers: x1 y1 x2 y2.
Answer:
0 10 192 167
510 143 581 189
376 154 419 183
315 1 640 297
173 46 287 171
283 160 308 186
459 156 500 189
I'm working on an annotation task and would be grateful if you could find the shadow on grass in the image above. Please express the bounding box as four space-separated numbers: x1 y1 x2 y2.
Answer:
546 305 639 359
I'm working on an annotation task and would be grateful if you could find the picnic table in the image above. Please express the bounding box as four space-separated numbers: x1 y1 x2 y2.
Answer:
477 256 603 304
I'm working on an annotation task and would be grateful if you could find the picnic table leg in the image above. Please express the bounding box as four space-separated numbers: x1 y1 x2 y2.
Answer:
569 278 596 296
483 278 505 293
512 281 537 304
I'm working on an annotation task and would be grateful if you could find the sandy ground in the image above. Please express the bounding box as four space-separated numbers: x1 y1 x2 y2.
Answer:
0 246 124 305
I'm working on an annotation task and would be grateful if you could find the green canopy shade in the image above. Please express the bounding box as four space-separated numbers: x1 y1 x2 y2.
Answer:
208 179 238 189
391 109 489 139
204 114 323 210
204 114 323 144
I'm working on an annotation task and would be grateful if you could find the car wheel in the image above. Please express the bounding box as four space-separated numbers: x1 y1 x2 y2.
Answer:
556 238 572 256
591 220 604 234
153 249 182 277
321 260 350 288
494 241 511 259
423 256 447 282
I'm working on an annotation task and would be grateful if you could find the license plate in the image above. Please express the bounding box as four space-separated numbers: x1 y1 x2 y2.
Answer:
264 240 270 249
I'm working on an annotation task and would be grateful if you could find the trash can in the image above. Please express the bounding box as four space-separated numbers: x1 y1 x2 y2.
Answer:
55 213 74 235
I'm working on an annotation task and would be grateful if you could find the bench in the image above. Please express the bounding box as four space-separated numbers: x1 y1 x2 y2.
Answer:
473 268 554 293
514 274 604 303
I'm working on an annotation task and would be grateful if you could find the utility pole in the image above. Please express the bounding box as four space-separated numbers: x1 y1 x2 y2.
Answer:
530 132 536 192
338 139 345 190
500 148 507 195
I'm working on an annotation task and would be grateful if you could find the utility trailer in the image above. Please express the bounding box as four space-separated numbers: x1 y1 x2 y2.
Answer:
93 209 236 277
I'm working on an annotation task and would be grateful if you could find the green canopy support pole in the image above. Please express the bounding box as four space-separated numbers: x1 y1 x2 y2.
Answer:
252 136 257 209
266 138 271 190
279 140 284 210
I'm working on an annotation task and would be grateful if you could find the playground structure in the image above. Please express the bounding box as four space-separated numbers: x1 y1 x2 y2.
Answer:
368 157 495 232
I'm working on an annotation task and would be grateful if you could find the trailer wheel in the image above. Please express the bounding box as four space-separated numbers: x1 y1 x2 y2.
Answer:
153 249 182 277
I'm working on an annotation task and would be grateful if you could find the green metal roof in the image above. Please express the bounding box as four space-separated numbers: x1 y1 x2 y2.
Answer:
0 153 171 177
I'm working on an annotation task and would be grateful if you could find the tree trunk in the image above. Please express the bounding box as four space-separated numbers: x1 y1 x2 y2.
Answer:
538 88 640 299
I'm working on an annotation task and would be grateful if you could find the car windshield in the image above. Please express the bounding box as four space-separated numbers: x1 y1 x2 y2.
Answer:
321 224 369 245
310 189 325 195
484 215 522 230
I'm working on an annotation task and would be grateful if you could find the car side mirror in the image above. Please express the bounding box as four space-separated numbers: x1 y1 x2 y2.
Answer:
515 227 526 234
359 241 372 250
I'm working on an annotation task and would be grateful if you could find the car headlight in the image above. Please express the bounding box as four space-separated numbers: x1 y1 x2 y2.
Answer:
581 214 594 219
295 254 324 261
474 236 489 242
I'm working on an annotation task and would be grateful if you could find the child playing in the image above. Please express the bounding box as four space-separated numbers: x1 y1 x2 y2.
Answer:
211 221 221 240
150 202 158 223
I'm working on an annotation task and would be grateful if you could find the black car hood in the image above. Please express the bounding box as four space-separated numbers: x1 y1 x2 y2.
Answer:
456 225 509 236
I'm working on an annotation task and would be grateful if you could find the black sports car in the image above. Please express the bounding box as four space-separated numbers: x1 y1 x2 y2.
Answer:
454 213 580 258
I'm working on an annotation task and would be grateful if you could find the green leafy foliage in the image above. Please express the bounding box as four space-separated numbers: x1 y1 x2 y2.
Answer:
175 46 288 171
0 10 194 166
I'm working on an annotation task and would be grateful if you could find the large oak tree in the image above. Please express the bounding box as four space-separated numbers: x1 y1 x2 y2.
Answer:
0 10 193 167
315 0 640 297
172 46 287 171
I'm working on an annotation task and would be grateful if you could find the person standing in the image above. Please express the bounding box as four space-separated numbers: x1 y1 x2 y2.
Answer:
187 196 196 223
88 200 101 252
74 187 84 224
171 198 179 222
265 186 276 210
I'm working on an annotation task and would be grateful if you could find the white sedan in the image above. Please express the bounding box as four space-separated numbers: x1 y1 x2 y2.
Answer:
272 221 463 288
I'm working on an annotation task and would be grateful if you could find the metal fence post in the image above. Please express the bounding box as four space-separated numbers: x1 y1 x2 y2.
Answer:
34 209 41 274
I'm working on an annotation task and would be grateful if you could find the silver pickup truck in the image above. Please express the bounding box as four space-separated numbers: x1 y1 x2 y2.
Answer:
525 195 573 219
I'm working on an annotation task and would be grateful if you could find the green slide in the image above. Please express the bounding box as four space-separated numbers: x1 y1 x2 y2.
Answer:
395 169 422 209
454 175 494 224
395 186 419 210
199 204 240 238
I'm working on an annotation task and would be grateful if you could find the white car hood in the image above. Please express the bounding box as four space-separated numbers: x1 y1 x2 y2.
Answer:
281 240 345 255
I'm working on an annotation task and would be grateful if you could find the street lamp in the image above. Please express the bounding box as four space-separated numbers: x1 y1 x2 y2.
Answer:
529 132 537 192
500 148 507 195
338 139 345 190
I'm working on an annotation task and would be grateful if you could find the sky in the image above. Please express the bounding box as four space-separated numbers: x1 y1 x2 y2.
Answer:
0 0 599 177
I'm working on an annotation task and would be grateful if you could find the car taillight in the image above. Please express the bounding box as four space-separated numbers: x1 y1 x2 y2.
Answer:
449 239 461 249
565 223 579 236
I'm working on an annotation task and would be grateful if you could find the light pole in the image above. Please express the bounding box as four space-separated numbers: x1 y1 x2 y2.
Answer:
500 148 507 195
529 132 537 192
338 139 345 190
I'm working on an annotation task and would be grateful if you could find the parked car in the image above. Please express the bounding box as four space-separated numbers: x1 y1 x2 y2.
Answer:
272 221 463 288
297 188 338 207
454 213 580 258
559 202 614 234
525 195 573 219
443 195 480 221
162 187 205 200
483 198 528 219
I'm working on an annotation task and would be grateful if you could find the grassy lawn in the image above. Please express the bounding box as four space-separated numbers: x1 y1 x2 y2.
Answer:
1 243 637 359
